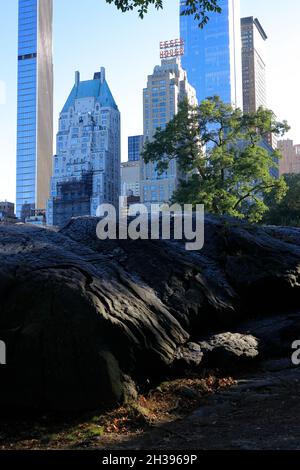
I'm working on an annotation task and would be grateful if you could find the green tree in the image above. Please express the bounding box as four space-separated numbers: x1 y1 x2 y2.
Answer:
142 97 290 223
105 0 222 28
264 173 300 227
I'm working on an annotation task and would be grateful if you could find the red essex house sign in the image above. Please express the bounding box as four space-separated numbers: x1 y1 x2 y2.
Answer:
160 38 185 59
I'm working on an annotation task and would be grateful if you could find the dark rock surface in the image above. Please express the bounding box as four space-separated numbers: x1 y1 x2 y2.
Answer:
0 215 299 411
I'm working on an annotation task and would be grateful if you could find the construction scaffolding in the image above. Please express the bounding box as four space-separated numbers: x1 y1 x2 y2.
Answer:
52 171 94 227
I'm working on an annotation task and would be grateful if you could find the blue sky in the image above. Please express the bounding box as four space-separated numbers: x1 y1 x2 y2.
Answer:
0 0 299 203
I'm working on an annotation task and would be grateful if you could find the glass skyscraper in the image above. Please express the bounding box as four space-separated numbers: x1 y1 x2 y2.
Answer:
16 0 53 220
128 135 144 162
180 0 242 107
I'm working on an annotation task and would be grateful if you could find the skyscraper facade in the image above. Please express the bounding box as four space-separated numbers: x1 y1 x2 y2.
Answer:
128 135 144 162
241 17 277 149
180 0 242 107
47 69 121 227
16 0 53 220
140 57 197 206
241 17 267 114
278 140 300 176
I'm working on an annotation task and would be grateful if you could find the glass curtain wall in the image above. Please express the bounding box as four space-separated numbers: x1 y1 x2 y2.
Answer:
16 0 38 218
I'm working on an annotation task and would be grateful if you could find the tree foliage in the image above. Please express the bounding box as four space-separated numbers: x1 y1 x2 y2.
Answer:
264 173 300 227
143 97 290 223
105 0 222 28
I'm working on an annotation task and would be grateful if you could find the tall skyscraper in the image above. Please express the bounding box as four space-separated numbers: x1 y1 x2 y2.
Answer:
241 17 267 114
241 17 277 149
278 140 300 176
140 56 197 206
128 135 144 162
47 69 121 227
180 0 242 107
16 0 53 220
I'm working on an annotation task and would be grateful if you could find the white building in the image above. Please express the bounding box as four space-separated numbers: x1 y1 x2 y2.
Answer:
47 68 120 226
140 58 197 206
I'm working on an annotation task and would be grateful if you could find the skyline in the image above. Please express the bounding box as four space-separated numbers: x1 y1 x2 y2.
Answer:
0 0 300 204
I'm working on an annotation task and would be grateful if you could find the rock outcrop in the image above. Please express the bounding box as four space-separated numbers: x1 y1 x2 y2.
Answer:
0 216 299 411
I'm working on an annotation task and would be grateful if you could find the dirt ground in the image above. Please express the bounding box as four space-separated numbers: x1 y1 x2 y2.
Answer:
107 362 300 450
1 359 299 450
